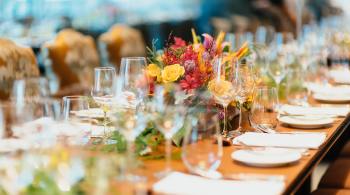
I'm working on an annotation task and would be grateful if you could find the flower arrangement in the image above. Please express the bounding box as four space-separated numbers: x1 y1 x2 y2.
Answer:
146 29 250 94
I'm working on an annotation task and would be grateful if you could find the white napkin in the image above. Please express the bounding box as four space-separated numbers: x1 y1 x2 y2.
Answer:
153 172 285 195
280 104 349 117
329 69 350 84
232 132 326 149
0 138 30 152
306 83 350 95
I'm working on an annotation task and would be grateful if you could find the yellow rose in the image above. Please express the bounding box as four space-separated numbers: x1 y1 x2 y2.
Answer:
146 64 162 82
161 64 185 83
208 78 232 96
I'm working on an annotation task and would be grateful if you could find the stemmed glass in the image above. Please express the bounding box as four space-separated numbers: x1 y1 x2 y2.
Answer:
119 57 149 109
232 59 256 135
112 107 147 177
62 96 91 144
267 50 288 95
249 87 279 133
182 92 223 178
91 67 116 137
11 77 50 106
152 84 186 177
208 56 237 139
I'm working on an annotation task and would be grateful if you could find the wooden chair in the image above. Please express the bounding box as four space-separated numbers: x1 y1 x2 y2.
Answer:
311 188 350 195
98 24 146 71
318 158 350 189
340 141 350 157
42 29 99 96
0 38 40 100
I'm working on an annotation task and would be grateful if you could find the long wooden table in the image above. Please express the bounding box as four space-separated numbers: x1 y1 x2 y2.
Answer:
138 111 350 195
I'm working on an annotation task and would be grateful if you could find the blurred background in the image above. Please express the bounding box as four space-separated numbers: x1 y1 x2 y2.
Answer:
0 0 344 49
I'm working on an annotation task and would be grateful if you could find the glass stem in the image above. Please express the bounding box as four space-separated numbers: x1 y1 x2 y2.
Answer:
103 111 107 142
223 106 227 137
238 102 243 131
165 137 172 172
126 140 135 174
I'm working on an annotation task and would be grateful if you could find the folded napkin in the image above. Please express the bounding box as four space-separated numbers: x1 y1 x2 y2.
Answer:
329 69 350 84
306 83 350 95
232 132 326 149
153 172 285 195
280 104 349 117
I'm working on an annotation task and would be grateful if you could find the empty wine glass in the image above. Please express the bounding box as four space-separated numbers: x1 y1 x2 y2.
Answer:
232 59 255 136
286 69 308 106
152 84 186 177
11 77 50 106
250 87 279 133
62 96 91 144
267 50 288 94
112 107 147 178
209 56 237 138
91 67 116 137
119 57 149 109
182 97 222 178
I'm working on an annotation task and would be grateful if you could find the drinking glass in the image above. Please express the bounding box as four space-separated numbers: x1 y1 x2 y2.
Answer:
112 108 147 177
250 87 279 133
209 56 237 138
62 96 91 144
286 69 308 106
267 51 288 94
9 99 61 148
182 95 223 178
233 59 255 135
119 57 149 109
91 66 116 136
11 77 50 106
152 84 186 177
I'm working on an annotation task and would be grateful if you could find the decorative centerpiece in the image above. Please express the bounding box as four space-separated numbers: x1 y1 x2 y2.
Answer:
99 30 252 156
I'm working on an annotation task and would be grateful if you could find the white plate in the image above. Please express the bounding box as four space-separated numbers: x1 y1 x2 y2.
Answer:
279 115 334 129
313 93 350 103
231 148 301 167
72 108 107 119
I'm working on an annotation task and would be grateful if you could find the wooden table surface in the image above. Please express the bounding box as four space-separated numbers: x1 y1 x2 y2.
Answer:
137 109 350 195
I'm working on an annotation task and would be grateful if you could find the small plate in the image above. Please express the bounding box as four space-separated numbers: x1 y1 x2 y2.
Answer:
72 108 107 119
231 148 301 167
313 93 350 103
279 115 333 129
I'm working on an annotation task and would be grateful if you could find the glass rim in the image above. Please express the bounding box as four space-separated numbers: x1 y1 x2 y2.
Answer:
13 76 48 83
94 66 115 71
255 86 278 91
63 95 88 101
121 56 146 61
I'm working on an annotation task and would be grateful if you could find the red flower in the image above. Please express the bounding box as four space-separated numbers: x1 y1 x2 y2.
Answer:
179 70 205 92
172 37 187 49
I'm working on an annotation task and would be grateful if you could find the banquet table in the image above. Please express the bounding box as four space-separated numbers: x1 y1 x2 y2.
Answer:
136 106 350 195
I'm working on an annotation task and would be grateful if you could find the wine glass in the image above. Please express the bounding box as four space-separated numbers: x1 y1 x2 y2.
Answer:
286 69 308 106
182 93 223 179
249 87 279 133
208 56 236 138
119 57 149 109
62 96 91 144
232 59 256 136
267 50 288 95
152 84 186 177
112 107 147 178
91 66 116 137
9 99 61 149
11 77 50 106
